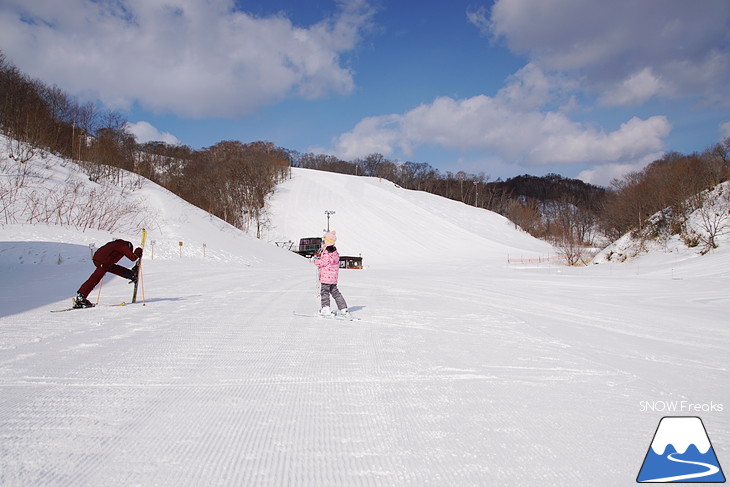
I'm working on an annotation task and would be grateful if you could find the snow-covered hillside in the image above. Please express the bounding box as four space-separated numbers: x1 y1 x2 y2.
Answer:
261 168 554 266
1 142 728 486
594 181 730 265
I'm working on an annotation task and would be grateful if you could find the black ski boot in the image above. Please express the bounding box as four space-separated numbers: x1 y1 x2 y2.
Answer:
73 293 94 309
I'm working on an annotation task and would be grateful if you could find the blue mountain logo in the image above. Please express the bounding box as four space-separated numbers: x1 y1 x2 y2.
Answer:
637 416 725 483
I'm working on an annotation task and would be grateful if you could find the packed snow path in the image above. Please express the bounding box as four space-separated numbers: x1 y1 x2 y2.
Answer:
1 254 728 486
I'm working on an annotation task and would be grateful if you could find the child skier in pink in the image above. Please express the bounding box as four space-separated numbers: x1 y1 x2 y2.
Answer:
314 231 350 318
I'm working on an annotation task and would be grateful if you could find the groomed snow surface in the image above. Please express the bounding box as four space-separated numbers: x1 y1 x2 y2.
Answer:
1 164 729 486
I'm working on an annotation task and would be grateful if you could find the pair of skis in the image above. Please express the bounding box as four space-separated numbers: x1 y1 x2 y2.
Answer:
293 311 361 321
131 228 147 304
52 229 147 312
51 302 126 313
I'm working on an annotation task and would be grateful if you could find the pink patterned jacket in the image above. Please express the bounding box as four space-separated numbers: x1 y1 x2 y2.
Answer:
315 248 340 284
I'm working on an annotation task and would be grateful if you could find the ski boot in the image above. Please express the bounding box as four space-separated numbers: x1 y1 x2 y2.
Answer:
73 293 94 309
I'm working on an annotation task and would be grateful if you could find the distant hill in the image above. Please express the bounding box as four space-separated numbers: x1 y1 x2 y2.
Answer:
260 168 556 266
594 181 730 263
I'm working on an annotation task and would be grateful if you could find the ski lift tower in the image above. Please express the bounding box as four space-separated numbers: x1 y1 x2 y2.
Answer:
324 210 335 232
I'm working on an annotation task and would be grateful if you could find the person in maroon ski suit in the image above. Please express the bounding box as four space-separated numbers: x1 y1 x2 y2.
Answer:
75 239 143 308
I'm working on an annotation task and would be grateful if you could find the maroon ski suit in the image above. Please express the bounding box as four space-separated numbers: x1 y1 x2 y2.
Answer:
77 239 139 297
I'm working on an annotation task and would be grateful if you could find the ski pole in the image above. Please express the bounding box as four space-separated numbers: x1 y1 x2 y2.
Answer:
95 276 104 305
314 243 325 298
138 262 146 306
313 254 322 298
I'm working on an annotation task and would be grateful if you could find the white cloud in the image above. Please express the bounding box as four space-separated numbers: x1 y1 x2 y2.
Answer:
526 116 670 165
331 114 403 161
720 121 730 141
486 0 730 106
465 5 491 37
599 68 665 107
125 121 181 145
577 152 664 187
0 0 375 117
333 64 671 170
498 63 565 111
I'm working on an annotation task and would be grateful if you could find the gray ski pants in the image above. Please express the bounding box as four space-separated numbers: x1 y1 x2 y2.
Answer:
320 283 348 310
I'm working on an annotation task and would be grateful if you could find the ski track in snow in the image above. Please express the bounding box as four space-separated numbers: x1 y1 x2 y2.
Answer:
0 258 649 486
2 256 729 485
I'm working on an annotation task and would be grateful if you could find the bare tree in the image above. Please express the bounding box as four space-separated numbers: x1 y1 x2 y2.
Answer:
692 184 730 253
506 198 543 236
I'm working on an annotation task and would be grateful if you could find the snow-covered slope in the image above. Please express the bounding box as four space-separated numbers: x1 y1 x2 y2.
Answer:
594 181 730 266
0 133 303 266
262 168 555 266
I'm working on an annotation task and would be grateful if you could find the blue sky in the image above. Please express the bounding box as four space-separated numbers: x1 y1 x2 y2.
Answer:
2 0 729 186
